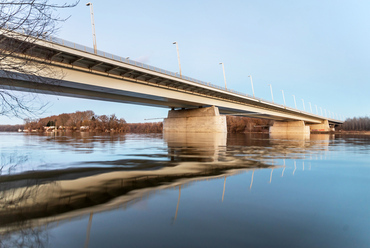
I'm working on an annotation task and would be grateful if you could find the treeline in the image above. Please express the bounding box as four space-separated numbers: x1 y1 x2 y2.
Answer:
339 117 370 131
23 111 162 133
9 113 370 133
129 122 163 133
0 125 24 132
3 112 274 133
226 116 272 133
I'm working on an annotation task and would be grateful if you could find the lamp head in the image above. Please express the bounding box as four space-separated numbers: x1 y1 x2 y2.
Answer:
86 2 91 6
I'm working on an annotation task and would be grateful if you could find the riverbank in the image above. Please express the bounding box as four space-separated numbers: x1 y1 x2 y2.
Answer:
334 130 370 135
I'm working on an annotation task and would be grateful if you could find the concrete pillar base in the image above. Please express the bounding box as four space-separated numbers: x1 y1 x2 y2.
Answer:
163 106 227 133
269 120 310 135
308 120 334 132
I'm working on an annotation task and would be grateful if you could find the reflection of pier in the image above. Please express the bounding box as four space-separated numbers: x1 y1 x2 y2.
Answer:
0 133 330 242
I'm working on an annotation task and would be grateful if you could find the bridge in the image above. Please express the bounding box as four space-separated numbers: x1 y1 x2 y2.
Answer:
0 29 343 134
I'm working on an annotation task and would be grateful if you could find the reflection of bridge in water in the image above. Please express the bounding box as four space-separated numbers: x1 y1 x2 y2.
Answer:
0 133 332 245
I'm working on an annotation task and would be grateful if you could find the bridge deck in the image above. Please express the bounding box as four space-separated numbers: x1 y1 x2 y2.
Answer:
0 29 343 125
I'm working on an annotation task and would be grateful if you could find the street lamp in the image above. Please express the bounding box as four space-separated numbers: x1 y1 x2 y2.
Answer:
292 95 297 109
301 99 305 111
320 107 323 116
268 84 274 103
219 62 227 89
315 105 318 115
308 102 312 113
86 2 97 54
281 90 286 106
173 42 182 77
248 75 255 98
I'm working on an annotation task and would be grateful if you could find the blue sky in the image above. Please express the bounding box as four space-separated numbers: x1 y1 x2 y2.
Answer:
2 0 369 124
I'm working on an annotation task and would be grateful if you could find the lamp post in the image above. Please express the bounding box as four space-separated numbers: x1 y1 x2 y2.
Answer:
301 99 305 111
219 62 227 89
293 95 297 109
309 102 312 113
315 105 318 115
281 90 286 106
86 2 97 54
320 107 323 116
173 42 182 77
268 84 274 103
248 75 255 98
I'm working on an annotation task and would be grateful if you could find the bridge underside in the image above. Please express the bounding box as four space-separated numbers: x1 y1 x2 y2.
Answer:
0 68 331 124
0 69 339 135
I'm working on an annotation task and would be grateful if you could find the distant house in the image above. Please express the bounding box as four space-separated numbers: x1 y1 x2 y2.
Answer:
80 126 89 131
44 126 56 132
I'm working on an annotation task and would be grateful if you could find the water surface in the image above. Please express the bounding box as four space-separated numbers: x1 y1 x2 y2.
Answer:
0 132 369 248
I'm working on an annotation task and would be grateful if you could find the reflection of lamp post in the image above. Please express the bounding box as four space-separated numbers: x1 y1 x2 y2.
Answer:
174 185 181 222
248 75 255 98
268 84 274 103
84 212 93 248
222 176 226 202
269 168 274 184
86 2 97 54
219 62 227 89
173 42 182 77
250 170 254 190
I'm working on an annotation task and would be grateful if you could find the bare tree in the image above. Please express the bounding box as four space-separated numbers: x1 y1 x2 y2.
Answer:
0 0 79 119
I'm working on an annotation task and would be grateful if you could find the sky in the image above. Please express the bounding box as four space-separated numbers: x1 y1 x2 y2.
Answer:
1 0 370 124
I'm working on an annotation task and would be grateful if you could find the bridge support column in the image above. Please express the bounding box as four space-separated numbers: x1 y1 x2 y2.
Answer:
308 120 334 132
163 106 227 133
269 120 310 135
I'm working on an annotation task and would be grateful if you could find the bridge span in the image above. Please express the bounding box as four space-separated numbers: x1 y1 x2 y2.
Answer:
0 30 343 134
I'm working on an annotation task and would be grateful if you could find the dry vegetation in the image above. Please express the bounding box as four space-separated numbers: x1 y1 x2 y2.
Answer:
338 117 370 131
226 115 272 133
22 110 162 133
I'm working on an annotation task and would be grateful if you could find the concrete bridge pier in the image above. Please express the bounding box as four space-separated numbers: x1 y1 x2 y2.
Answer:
269 120 310 135
163 106 227 133
307 120 334 132
270 119 335 135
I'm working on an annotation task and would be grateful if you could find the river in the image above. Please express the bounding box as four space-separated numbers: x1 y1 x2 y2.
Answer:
0 132 369 248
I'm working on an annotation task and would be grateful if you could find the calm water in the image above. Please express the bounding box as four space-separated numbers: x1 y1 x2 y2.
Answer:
0 132 369 248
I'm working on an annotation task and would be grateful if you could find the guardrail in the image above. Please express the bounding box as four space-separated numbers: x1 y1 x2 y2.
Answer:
46 37 299 110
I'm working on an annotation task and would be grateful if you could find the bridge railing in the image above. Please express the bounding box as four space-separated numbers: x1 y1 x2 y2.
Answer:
47 35 262 99
2 26 338 120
